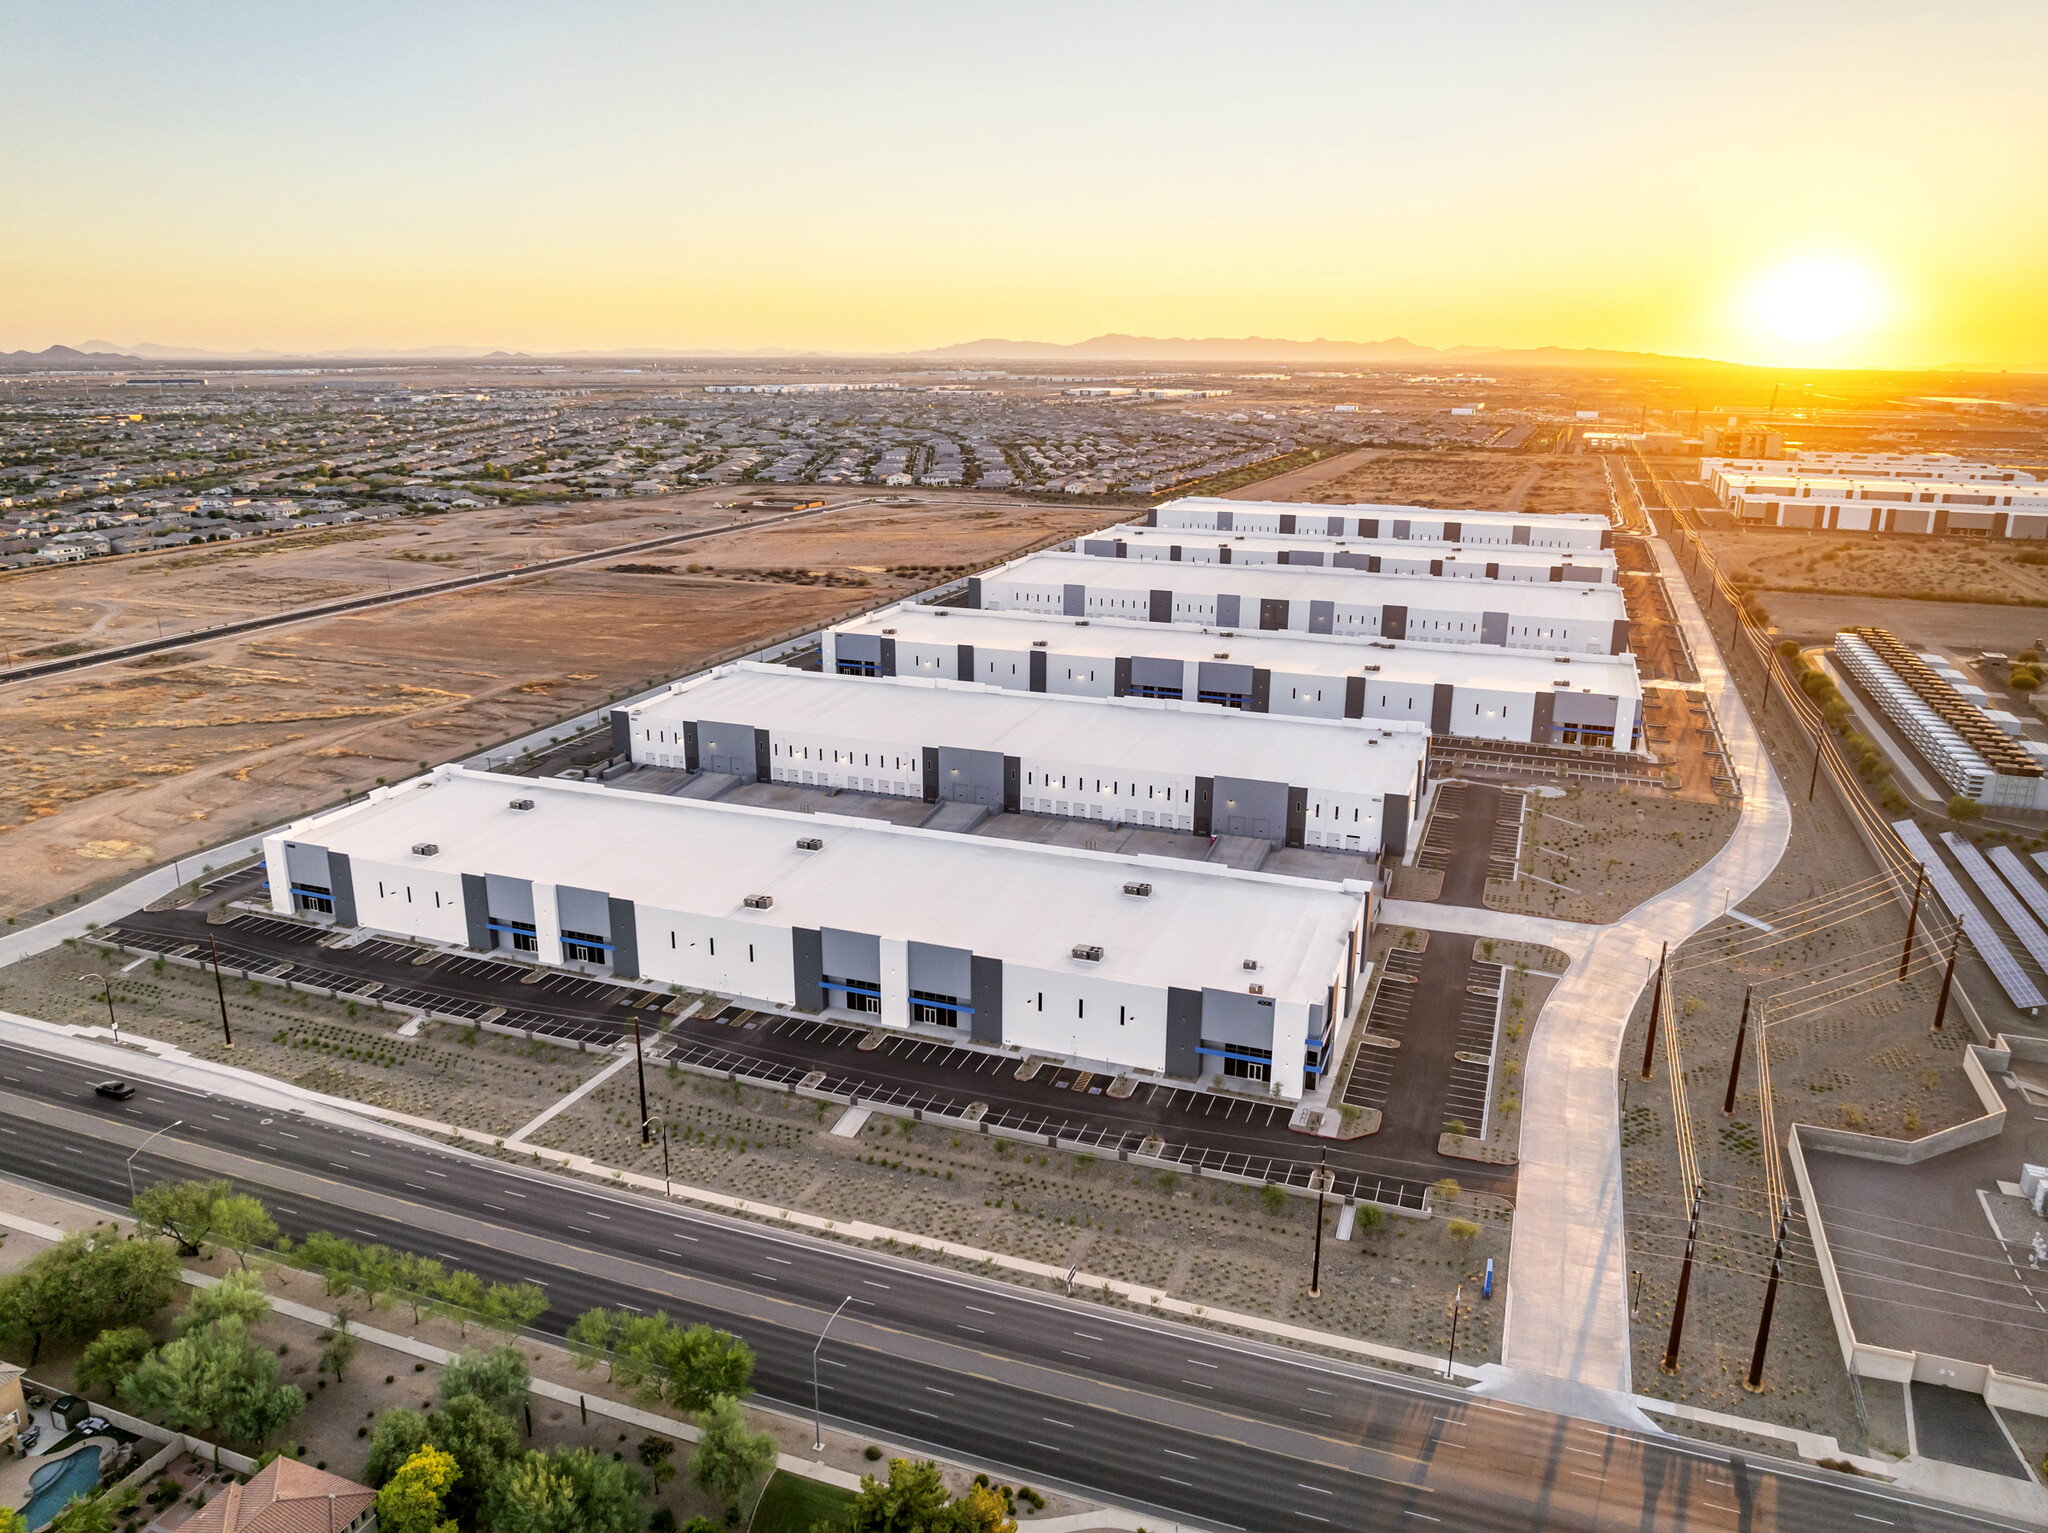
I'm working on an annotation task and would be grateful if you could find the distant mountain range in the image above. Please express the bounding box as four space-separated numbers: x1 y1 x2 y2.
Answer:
1 334 2021 373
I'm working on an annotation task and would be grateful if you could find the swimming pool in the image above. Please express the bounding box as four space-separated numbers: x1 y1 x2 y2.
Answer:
21 1445 101 1531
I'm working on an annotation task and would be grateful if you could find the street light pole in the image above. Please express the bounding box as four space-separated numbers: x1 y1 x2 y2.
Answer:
80 972 119 1043
812 1295 853 1452
127 1120 183 1203
1309 1148 1327 1298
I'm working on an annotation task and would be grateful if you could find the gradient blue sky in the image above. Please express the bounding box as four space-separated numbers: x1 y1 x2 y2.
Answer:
4 1 2044 366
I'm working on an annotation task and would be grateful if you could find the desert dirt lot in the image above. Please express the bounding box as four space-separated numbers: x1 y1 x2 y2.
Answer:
0 498 1111 921
1301 452 1611 516
1703 526 2048 613
1760 591 2048 656
1483 784 1738 925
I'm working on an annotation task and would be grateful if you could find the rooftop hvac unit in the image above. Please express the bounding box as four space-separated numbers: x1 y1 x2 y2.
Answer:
508 798 535 811
1122 882 1152 897
881 627 897 635
743 894 774 910
1031 640 1048 648
1074 620 1088 626
411 843 439 857
795 837 823 850
1072 944 1103 963
1213 652 1230 659
1248 983 1265 996
1361 664 1380 672
1553 679 1572 687
1242 958 1259 971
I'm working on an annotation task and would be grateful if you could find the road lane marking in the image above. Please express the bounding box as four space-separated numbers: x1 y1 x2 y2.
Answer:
1027 1441 1059 1452
1301 1408 1331 1419
1163 1450 1197 1461
349 1150 370 1158
750 1273 778 1282
765 1256 790 1265
1297 1485 1332 1495
958 1326 984 1335
502 1189 525 1197
1180 1380 1212 1390
424 1169 445 1177
1073 1331 1102 1340
1062 1350 1090 1360
926 1388 954 1398
583 1211 611 1220
1042 1418 1075 1429
1305 1386 1334 1396
278 1132 299 1140
406 1182 427 1190
658 1248 695 1257
863 1280 890 1290
568 1226 591 1235
1404 1515 1440 1524
211 1114 231 1122
1160 1476 1193 1487
1852 1519 1892 1527
1295 1516 1328 1524
484 1204 505 1212
1563 1447 1602 1457
966 1305 994 1314
1186 1358 1218 1368
908 1408 940 1419
1571 1472 1604 1482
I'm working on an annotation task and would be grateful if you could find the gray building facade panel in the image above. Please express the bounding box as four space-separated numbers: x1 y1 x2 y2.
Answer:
1211 775 1288 841
608 896 640 980
908 940 973 1000
486 874 535 924
791 928 825 1011
1165 987 1203 1078
328 852 357 928
696 720 757 775
1382 794 1410 857
609 709 631 760
970 955 1003 1045
936 746 1005 804
1481 611 1508 646
1308 598 1335 634
821 927 881 985
1062 583 1085 617
556 885 613 939
1201 988 1276 1050
1216 593 1241 627
460 873 490 952
1382 604 1407 640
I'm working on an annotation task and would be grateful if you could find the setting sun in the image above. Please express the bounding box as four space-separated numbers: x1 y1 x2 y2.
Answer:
1748 257 1884 345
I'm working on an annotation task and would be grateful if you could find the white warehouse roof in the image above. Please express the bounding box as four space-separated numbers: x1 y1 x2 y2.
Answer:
275 767 1366 1006
830 603 1643 705
1083 522 1617 582
981 550 1629 626
633 662 1429 797
1155 497 1613 549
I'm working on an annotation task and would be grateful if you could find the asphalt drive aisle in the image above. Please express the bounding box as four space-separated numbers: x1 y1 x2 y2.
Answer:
0 1045 2006 1532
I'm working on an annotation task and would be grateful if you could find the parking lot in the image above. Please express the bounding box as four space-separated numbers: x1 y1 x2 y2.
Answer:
98 906 1512 1210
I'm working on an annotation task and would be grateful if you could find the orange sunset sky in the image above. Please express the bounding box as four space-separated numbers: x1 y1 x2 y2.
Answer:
4 1 2044 369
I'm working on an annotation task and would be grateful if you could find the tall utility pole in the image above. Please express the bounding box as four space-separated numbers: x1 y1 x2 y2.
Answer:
812 1296 853 1451
1661 1179 1704 1373
632 1011 651 1146
1722 987 1752 1115
1745 1205 1791 1392
1899 864 1926 981
1932 932 1960 1033
1808 733 1823 802
207 934 234 1048
1640 943 1668 1080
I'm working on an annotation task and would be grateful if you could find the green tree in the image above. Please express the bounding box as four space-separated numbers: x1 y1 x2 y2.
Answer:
688 1396 776 1509
667 1323 755 1413
565 1307 624 1380
488 1447 644 1533
0 1230 180 1364
635 1435 676 1487
480 1281 548 1341
392 1254 448 1324
119 1316 306 1444
844 1459 953 1533
75 1327 154 1399
437 1345 529 1417
45 1498 115 1533
376 1444 459 1533
425 1394 521 1529
131 1179 233 1257
319 1316 359 1383
0 1506 25 1533
177 1269 271 1335
366 1409 432 1487
1258 1184 1288 1215
209 1193 280 1270
845 1460 1013 1533
1947 795 1986 823
292 1231 364 1297
433 1269 488 1334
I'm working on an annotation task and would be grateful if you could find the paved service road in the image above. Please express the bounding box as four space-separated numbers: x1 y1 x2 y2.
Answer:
0 1039 2010 1532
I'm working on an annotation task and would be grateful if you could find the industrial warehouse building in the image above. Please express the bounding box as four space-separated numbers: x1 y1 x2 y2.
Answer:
615 662 1432 853
1078 522 1616 584
825 605 1646 752
1702 452 2041 486
265 768 1370 1097
1149 497 1614 552
1709 471 2048 538
966 550 1632 655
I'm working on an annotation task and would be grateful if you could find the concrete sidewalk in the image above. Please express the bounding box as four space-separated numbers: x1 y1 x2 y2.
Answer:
0 832 272 971
1490 536 1791 1406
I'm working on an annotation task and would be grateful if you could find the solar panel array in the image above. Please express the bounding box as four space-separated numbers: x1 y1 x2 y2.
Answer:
1943 832 2048 984
1894 819 2045 1011
1991 845 2048 930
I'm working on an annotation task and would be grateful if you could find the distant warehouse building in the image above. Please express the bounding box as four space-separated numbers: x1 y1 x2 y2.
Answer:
1710 473 2048 538
1079 522 1616 584
1702 453 2041 486
1149 497 1613 552
826 606 1646 753
966 550 1632 655
264 768 1370 1097
615 662 1432 854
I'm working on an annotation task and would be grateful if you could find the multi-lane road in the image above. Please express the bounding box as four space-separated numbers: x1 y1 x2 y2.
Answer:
0 1037 2008 1532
